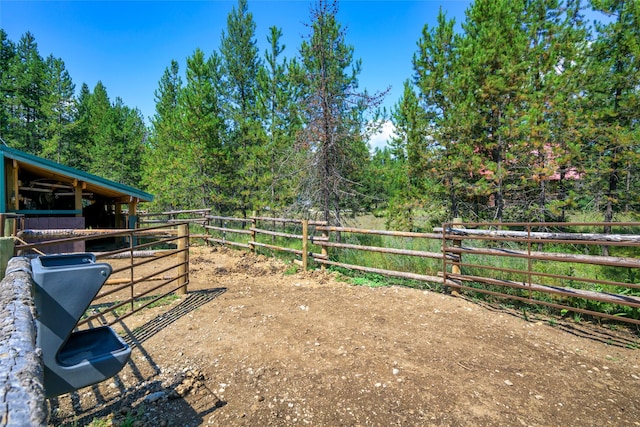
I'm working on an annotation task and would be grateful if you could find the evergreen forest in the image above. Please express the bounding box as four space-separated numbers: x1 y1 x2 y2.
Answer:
1 0 638 229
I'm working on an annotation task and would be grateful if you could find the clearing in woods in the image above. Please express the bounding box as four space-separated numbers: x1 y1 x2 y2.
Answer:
50 246 640 426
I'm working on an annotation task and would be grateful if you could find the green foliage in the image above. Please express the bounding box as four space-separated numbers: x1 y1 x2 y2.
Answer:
0 30 147 187
142 60 184 211
180 49 227 210
220 0 267 216
350 274 389 288
87 95 145 186
3 32 46 153
390 0 639 226
363 147 405 213
257 26 303 211
283 263 299 276
582 0 640 222
1 0 638 227
296 0 387 224
40 55 76 164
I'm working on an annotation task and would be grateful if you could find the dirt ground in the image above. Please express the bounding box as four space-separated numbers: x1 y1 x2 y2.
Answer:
49 245 640 426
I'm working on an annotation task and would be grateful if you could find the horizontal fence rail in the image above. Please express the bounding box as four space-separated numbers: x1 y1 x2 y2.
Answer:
138 209 211 240
439 222 640 326
0 257 47 426
205 215 253 249
201 215 640 326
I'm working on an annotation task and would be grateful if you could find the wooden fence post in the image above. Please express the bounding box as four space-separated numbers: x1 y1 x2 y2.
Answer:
250 216 257 253
0 237 15 278
452 217 463 277
205 213 211 246
302 220 309 271
321 225 328 272
177 224 189 295
129 231 135 311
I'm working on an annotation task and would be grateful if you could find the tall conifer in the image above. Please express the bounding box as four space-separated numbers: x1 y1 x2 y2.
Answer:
220 0 265 216
41 55 76 164
298 0 384 224
144 60 184 210
584 0 640 227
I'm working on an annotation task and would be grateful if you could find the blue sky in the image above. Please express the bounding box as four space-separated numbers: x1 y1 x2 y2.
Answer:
2 0 472 148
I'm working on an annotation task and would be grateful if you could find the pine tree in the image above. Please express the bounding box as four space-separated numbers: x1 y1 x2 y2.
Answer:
79 82 145 186
412 8 464 219
510 0 588 222
298 0 385 224
69 83 93 171
387 80 429 229
535 0 589 222
584 0 640 227
108 99 146 186
220 0 265 216
41 55 76 164
143 60 184 210
257 26 303 212
6 32 46 153
180 49 226 210
0 29 17 142
84 81 112 178
455 0 531 221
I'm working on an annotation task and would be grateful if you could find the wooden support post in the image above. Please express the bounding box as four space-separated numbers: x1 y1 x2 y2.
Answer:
205 213 211 246
452 217 463 276
302 220 309 271
321 226 328 272
177 223 189 295
0 237 15 277
73 180 83 217
128 199 138 229
115 204 122 228
11 160 19 210
129 230 135 311
249 216 256 253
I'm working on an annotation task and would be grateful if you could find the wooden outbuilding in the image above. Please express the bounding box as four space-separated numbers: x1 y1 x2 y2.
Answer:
1 145 153 250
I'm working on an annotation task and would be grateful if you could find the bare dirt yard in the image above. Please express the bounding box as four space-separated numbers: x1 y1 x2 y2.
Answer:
49 246 640 426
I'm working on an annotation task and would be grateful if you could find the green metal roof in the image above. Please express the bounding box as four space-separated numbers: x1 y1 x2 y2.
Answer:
1 145 153 213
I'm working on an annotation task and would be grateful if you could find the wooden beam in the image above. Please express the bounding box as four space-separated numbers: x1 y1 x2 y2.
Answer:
128 198 137 215
128 198 138 228
72 179 87 190
11 160 19 210
74 180 83 217
116 195 134 204
31 181 73 190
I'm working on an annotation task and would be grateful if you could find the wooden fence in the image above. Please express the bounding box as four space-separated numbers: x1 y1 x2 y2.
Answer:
138 209 210 240
0 257 47 426
439 221 640 326
140 210 639 326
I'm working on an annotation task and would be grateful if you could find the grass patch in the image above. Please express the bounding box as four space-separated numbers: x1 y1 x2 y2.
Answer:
350 275 389 288
283 262 299 275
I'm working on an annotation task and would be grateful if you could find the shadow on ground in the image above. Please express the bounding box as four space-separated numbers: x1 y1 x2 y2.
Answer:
49 288 227 427
467 295 640 349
